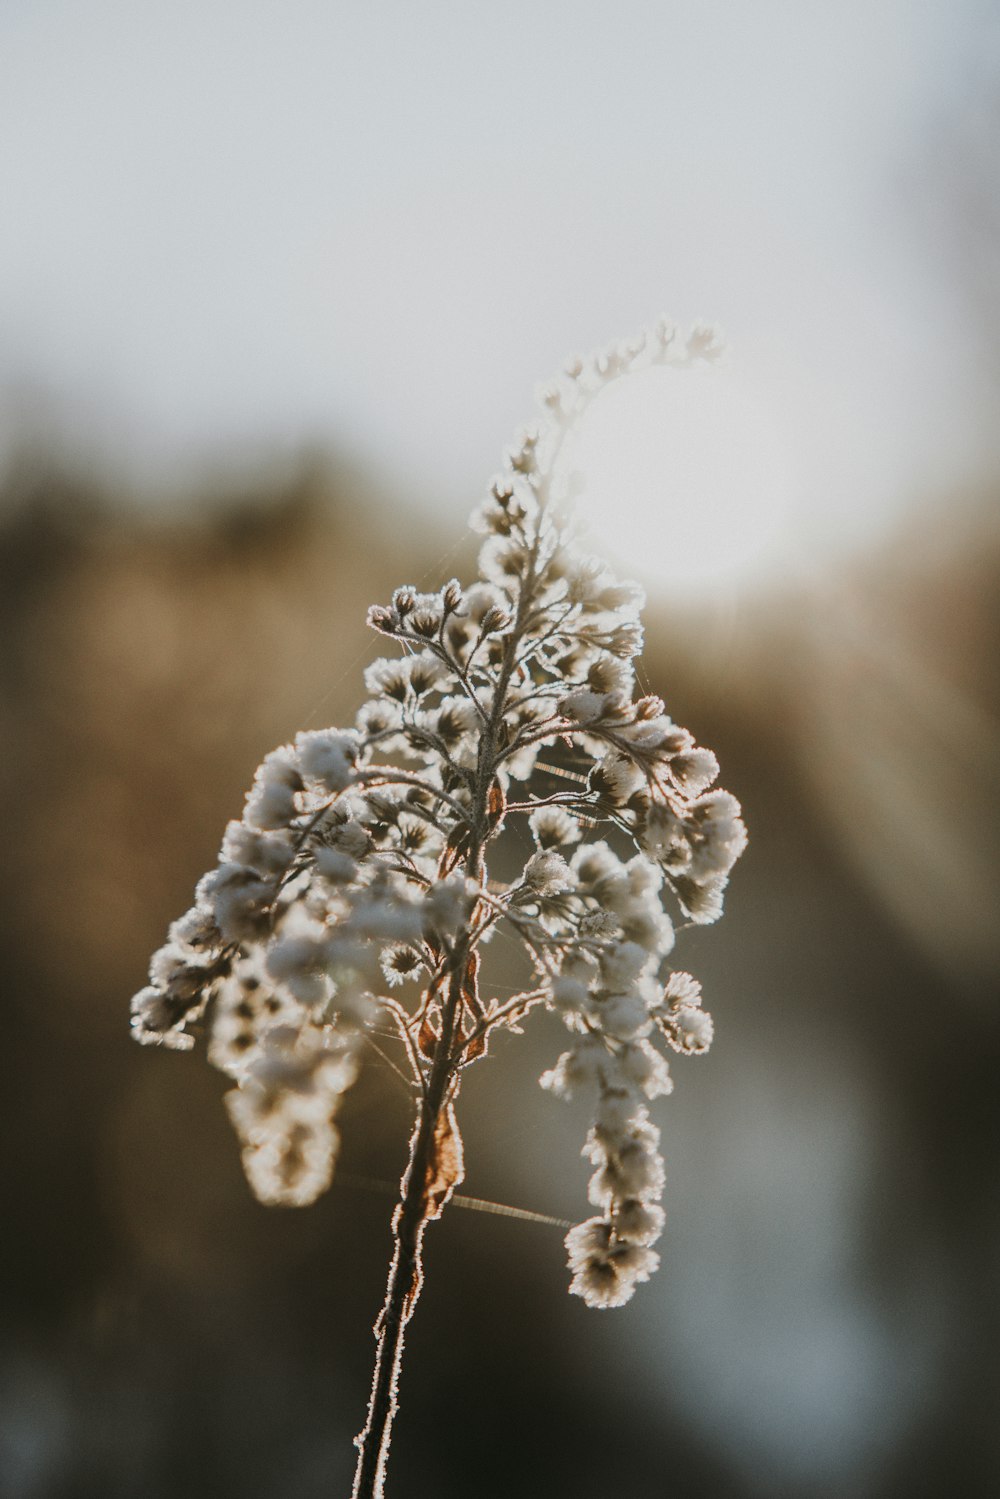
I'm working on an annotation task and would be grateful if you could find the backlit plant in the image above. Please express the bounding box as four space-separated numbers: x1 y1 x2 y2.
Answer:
130 321 747 1498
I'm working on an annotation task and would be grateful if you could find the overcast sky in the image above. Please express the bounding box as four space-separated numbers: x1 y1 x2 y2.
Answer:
1 1 997 574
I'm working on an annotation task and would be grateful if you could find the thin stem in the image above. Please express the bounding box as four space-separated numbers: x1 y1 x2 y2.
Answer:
397 629 490 724
356 768 470 822
456 986 549 1058
351 954 468 1499
513 600 575 670
379 997 427 1093
505 790 599 813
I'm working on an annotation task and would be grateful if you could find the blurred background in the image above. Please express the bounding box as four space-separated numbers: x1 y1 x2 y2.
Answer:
1 3 999 1496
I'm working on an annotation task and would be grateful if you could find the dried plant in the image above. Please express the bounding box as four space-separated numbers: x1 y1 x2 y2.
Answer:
130 322 747 1497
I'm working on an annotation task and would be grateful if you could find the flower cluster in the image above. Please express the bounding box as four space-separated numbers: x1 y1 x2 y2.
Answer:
130 320 745 1305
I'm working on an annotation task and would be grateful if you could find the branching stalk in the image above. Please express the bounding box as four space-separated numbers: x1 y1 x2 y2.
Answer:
129 320 746 1499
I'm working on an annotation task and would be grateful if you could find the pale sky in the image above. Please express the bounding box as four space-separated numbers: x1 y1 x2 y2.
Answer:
1 1 997 583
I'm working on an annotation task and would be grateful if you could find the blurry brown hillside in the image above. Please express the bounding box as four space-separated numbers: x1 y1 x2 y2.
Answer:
0 459 998 1499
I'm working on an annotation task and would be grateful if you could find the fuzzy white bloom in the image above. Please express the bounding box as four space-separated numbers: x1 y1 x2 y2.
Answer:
594 989 651 1041
243 746 302 831
222 820 296 876
686 790 749 881
655 973 715 1056
585 655 634 695
380 943 425 988
598 940 651 991
313 847 358 885
266 910 331 1007
670 747 720 796
130 985 197 1050
130 319 745 1323
566 1223 660 1309
539 1035 609 1100
663 970 702 1008
528 805 581 850
590 753 646 805
225 1025 357 1208
561 948 599 985
561 1098 667 1308
671 1006 714 1053
550 975 590 1015
424 875 477 940
639 802 684 860
613 1199 665 1246
356 697 404 736
318 811 371 860
618 715 674 751
198 864 275 944
295 729 358 794
522 850 573 896
617 1040 674 1099
208 947 301 1080
558 689 609 725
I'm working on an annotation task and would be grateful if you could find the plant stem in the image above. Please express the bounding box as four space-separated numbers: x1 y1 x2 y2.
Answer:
350 954 466 1499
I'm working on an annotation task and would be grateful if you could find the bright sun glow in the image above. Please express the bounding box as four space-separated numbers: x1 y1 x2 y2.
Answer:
563 363 796 598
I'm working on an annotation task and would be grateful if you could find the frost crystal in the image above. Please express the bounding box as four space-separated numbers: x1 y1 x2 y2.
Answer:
130 320 746 1309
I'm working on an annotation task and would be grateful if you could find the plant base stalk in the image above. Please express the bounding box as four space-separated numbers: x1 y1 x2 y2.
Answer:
352 998 465 1499
351 1113 434 1498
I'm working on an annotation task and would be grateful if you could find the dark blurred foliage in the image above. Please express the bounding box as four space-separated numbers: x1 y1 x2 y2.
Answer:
0 451 998 1499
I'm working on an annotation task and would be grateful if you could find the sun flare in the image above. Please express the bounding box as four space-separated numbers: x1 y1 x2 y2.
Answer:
562 362 796 598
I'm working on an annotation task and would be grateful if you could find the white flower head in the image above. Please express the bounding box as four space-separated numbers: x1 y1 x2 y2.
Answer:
243 745 302 831
130 319 746 1329
296 729 358 794
528 805 581 850
523 850 573 896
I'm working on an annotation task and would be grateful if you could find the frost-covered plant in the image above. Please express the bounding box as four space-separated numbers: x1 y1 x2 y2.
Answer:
130 321 746 1499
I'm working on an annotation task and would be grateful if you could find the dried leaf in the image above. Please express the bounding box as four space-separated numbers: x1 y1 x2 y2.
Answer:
423 1102 465 1219
462 1029 488 1062
417 1012 439 1060
438 825 470 876
460 949 482 1019
486 777 507 832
